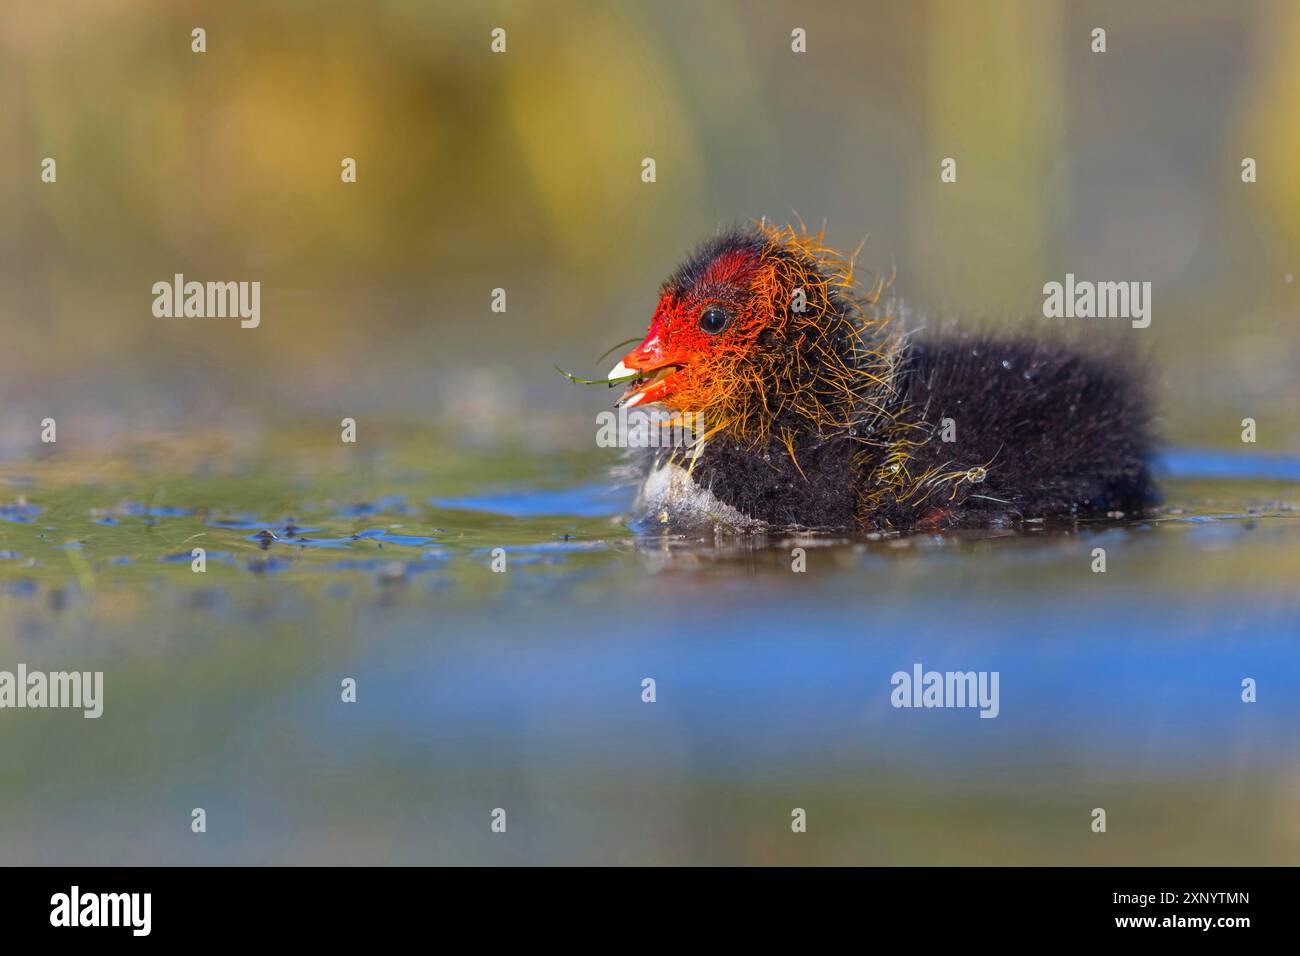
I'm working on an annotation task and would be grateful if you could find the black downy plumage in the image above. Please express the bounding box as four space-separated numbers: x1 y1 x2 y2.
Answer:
619 226 1156 532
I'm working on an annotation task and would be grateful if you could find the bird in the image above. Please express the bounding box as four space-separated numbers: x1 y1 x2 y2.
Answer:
604 221 1155 532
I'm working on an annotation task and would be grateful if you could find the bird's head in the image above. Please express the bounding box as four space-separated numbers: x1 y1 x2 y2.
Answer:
608 222 895 446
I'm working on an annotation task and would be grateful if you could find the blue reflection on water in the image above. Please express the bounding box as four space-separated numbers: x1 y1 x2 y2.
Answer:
318 590 1299 775
430 483 632 517
1155 447 1300 482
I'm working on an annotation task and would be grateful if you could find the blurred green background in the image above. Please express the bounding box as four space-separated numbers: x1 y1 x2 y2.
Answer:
2 0 1298 451
1 1 1299 867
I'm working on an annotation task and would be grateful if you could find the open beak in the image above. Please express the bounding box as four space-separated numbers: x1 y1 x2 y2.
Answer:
608 339 684 409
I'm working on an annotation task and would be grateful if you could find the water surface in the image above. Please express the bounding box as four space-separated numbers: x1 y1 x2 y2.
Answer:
1 433 1297 865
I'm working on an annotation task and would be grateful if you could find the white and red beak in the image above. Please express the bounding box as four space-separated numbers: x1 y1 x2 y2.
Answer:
608 336 684 408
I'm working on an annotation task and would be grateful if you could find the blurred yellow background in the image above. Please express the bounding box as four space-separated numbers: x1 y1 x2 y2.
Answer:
2 0 1297 448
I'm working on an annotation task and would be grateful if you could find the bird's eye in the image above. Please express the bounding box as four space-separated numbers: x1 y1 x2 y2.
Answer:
699 307 730 335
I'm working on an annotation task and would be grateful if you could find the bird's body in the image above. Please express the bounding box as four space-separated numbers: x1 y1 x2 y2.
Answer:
608 223 1155 532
